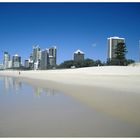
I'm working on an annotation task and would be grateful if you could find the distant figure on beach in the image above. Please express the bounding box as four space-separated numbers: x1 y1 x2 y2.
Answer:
19 71 20 75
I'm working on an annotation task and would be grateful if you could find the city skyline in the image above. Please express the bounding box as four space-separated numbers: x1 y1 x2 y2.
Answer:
1 45 57 70
0 3 140 64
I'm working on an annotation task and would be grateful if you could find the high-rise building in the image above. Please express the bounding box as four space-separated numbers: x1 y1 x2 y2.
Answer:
32 45 41 70
40 49 49 70
73 49 84 61
32 45 41 62
28 53 34 69
107 36 125 61
8 61 12 68
12 54 21 68
30 45 57 70
29 53 33 62
3 52 10 69
24 60 29 68
48 46 57 67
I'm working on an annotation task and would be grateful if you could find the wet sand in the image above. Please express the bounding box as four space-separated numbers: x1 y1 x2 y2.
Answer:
0 66 140 136
23 76 140 124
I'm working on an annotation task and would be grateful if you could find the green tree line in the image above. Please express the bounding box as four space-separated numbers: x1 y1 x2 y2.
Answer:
57 59 103 69
57 43 135 69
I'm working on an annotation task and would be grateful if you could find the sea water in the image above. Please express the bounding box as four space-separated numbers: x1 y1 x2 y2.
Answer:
0 76 140 137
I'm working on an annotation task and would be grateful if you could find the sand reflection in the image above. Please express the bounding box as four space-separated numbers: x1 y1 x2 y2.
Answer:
3 77 22 93
2 76 57 97
33 86 57 97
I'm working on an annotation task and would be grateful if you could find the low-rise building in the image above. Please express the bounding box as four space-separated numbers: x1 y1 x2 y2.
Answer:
73 49 84 61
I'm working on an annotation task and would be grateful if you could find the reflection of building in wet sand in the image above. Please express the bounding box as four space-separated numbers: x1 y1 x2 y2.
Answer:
33 87 43 97
3 77 22 93
12 78 22 91
33 86 57 97
4 77 13 91
44 88 56 96
3 76 57 97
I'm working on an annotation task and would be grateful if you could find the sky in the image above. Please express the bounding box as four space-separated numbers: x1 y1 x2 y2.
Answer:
0 2 140 64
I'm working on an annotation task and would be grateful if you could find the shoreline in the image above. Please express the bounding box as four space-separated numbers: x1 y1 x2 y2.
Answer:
0 66 140 93
1 66 140 124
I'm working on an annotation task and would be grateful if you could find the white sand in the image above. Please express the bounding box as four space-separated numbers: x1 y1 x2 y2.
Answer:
0 65 140 93
0 65 140 124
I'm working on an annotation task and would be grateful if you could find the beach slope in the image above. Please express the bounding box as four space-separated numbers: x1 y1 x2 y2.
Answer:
0 65 140 124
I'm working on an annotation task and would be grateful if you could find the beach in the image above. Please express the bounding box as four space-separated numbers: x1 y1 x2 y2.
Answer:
0 65 140 92
0 65 140 128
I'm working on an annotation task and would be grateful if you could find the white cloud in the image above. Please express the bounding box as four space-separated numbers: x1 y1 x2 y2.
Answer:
92 43 97 47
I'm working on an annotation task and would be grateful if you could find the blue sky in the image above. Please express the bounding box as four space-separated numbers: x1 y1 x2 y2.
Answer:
0 2 140 64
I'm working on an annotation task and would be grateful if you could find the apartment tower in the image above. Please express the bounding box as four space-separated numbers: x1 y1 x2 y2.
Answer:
12 54 21 68
3 52 10 69
107 36 125 61
48 46 57 67
40 49 49 70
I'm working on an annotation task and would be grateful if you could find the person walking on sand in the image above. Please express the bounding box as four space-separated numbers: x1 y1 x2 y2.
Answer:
19 71 20 75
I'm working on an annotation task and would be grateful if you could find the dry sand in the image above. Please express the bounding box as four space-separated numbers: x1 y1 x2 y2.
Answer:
0 65 140 124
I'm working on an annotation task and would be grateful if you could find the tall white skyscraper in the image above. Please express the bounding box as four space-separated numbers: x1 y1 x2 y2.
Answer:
32 45 41 63
32 45 41 70
30 45 57 70
107 36 125 61
3 52 10 69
